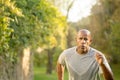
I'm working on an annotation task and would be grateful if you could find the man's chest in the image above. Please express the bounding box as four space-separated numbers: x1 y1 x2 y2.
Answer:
65 54 98 74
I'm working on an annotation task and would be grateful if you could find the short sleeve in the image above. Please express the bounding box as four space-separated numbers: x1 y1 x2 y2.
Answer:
58 50 66 65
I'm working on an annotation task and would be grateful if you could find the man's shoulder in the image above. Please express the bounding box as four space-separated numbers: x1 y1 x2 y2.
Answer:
90 47 103 54
64 46 76 53
58 47 76 63
62 46 76 56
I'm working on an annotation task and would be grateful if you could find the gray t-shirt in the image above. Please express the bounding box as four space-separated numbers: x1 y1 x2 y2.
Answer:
58 46 111 80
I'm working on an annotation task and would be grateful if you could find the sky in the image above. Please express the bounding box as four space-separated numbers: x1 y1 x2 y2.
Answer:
64 0 97 22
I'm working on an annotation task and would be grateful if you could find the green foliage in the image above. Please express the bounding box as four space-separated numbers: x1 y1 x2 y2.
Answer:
0 1 23 79
32 0 67 49
87 0 120 63
0 0 67 65
109 23 120 63
108 0 120 62
110 23 120 48
0 0 22 55
10 0 67 50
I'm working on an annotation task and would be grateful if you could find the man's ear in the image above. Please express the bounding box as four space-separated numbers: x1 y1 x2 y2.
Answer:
90 39 92 44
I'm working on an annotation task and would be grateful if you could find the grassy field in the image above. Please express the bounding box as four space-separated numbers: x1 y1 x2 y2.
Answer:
34 67 68 80
111 63 120 80
34 64 120 80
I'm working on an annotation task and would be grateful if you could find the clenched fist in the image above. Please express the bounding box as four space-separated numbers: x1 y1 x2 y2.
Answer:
95 53 104 65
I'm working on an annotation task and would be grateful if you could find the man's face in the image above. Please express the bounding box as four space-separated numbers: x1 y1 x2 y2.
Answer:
76 31 92 52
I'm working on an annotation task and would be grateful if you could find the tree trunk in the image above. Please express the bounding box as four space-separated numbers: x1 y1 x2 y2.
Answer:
0 48 33 80
16 47 33 80
0 56 16 80
46 48 55 74
46 49 53 74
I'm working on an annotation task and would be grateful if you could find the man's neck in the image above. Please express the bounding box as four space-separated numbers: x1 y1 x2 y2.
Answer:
76 47 90 55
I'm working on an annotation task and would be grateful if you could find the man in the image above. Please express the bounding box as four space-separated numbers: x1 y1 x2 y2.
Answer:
57 29 114 80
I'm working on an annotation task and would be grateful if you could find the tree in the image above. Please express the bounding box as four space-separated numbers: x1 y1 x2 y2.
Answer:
89 0 120 63
12 0 67 76
33 0 68 74
0 0 68 79
109 0 120 63
0 0 23 80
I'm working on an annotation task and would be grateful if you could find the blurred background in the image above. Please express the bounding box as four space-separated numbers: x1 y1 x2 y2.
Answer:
0 0 120 80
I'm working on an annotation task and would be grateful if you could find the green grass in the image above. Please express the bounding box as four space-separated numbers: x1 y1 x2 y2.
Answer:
111 63 120 80
34 67 68 80
34 64 120 80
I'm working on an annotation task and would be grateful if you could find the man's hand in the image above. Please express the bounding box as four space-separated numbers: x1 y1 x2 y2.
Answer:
95 53 104 65
95 53 114 80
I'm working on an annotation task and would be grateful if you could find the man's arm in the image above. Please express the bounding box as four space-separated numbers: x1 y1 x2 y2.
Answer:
100 62 114 80
57 62 65 80
95 53 114 80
